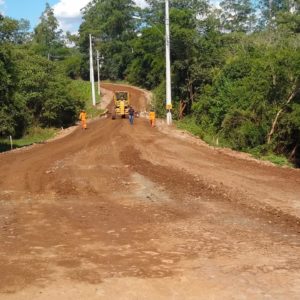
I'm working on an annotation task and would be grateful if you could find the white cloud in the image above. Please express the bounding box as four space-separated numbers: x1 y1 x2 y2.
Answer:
53 0 90 19
134 0 148 8
53 0 148 33
0 0 5 5
53 0 89 32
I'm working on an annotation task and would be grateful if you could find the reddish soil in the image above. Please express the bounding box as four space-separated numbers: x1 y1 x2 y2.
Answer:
0 83 299 299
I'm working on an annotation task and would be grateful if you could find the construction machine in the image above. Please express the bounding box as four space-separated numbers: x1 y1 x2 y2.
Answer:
112 91 130 119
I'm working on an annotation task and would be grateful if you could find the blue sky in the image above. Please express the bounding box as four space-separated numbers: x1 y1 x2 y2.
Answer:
0 0 58 29
0 0 148 33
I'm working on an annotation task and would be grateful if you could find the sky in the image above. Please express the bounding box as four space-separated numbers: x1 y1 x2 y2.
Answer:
0 0 148 33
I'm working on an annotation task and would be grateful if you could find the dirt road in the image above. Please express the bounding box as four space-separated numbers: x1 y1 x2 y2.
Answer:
0 83 300 299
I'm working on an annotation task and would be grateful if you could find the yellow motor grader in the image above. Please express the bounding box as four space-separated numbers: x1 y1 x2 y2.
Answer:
112 91 130 119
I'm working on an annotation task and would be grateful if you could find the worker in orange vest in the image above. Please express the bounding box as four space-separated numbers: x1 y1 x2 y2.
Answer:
149 109 156 127
79 110 87 129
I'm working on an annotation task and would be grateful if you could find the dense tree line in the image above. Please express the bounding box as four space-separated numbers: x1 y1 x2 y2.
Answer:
77 0 299 166
1 0 299 165
0 5 83 138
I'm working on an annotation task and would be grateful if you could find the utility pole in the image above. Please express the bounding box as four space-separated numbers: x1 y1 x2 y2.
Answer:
89 34 96 106
96 50 101 96
165 0 172 125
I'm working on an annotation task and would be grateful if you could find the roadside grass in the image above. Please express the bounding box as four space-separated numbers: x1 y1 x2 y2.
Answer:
68 79 104 118
176 117 230 148
261 154 293 167
176 117 294 168
249 150 293 167
0 127 58 152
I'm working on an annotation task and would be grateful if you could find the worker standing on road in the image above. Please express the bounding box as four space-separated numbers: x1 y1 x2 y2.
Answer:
128 106 135 125
79 110 87 129
149 109 156 128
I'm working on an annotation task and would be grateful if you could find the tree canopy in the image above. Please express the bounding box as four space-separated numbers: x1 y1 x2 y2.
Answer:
0 3 83 138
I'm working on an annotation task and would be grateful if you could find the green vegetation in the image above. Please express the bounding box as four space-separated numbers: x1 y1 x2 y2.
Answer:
0 127 58 152
252 152 293 167
77 0 299 166
0 4 92 152
177 117 293 167
177 117 212 144
0 4 84 141
75 0 300 167
1 0 299 166
68 80 103 118
177 117 230 147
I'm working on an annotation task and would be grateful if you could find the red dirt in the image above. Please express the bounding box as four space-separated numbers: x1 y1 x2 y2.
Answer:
0 83 299 299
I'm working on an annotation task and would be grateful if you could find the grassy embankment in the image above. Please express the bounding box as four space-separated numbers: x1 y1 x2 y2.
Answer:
0 127 59 152
69 79 103 118
176 117 293 167
0 80 101 153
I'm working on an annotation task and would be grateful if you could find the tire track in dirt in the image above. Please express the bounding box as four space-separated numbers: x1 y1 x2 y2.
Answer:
0 83 300 299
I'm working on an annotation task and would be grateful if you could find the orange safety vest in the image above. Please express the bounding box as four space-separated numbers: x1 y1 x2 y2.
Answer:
79 112 87 121
149 111 155 120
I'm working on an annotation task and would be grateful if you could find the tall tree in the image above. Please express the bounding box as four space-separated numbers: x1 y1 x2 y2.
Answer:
0 16 27 137
219 0 256 32
79 0 138 80
258 0 291 27
126 26 165 89
33 3 63 57
0 45 18 136
0 16 30 44
275 0 300 33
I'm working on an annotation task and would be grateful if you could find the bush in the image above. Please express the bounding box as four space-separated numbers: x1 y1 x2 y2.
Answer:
221 110 266 150
14 49 82 130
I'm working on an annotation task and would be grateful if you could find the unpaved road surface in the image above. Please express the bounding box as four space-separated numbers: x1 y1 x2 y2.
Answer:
1 83 300 299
